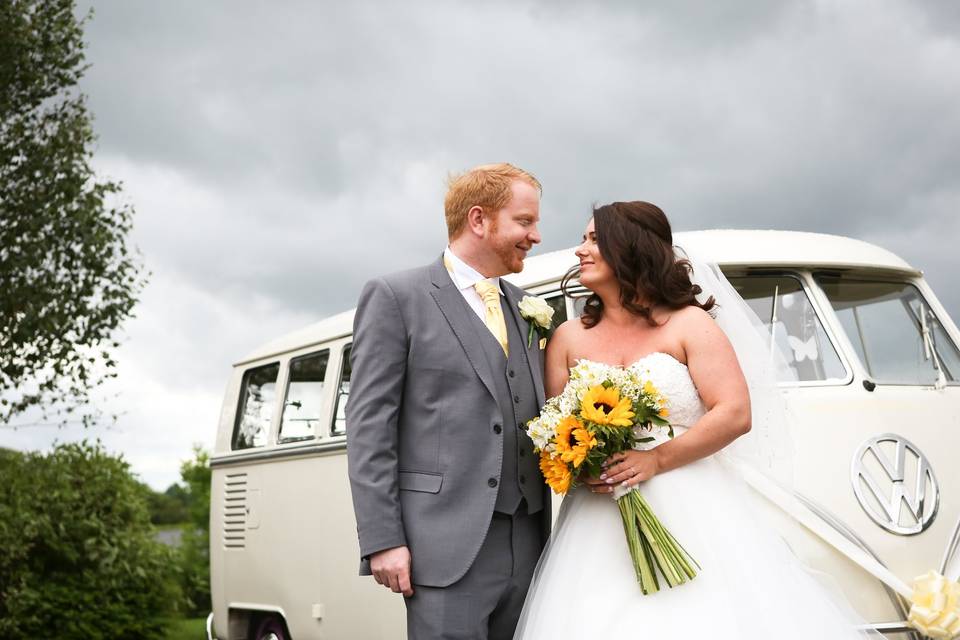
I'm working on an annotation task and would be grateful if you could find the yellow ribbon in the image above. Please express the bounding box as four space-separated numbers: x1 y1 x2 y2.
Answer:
908 571 960 639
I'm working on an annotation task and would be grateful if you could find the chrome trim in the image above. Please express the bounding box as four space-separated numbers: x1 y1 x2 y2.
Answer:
211 439 346 468
792 492 919 640
850 433 940 536
206 612 216 640
940 513 960 577
859 622 916 634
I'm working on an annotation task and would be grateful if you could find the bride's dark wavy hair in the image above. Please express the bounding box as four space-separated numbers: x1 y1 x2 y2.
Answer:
562 201 715 329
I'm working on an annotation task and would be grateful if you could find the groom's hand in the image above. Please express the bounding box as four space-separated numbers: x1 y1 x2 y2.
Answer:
370 545 414 597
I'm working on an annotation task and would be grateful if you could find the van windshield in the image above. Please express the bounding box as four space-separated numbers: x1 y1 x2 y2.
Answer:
815 277 960 386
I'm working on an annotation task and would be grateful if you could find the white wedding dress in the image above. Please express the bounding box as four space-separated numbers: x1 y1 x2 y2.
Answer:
514 352 871 639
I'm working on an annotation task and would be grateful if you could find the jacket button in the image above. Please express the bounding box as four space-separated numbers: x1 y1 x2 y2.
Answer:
488 478 498 488
519 449 526 458
517 422 525 430
520 475 527 484
509 369 515 377
493 424 502 434
513 394 520 403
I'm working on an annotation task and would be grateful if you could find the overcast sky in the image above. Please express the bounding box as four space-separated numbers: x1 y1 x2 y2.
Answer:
3 0 959 489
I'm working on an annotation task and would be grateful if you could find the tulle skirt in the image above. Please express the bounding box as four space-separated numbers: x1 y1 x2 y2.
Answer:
514 453 875 639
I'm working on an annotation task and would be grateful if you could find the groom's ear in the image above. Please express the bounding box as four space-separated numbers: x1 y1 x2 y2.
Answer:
465 205 487 237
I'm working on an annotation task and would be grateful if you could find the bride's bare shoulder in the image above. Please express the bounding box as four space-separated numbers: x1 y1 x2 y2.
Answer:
545 318 585 356
553 317 588 341
670 304 715 327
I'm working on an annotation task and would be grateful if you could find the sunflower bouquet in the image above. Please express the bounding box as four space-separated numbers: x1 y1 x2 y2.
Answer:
527 360 698 595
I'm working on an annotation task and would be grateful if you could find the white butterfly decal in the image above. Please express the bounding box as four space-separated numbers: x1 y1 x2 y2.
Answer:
787 335 818 362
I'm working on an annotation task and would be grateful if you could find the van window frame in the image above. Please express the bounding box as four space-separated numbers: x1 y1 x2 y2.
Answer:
231 360 282 451
712 268 855 388
277 348 331 445
330 343 351 438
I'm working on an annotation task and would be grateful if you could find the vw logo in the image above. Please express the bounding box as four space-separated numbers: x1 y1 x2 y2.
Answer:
851 434 939 536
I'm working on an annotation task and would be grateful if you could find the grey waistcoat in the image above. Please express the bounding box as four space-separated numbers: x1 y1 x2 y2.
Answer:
468 297 543 514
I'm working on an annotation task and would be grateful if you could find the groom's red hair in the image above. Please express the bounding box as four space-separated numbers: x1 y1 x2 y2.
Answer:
444 163 541 239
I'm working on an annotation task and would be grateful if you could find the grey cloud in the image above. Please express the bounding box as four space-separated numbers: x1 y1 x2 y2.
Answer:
82 1 959 313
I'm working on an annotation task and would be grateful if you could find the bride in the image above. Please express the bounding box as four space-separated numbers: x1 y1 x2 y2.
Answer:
514 201 871 638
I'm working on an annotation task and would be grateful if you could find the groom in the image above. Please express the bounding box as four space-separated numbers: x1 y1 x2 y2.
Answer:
347 163 550 639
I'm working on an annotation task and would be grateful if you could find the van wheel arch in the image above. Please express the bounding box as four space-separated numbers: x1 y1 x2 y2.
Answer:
250 612 290 640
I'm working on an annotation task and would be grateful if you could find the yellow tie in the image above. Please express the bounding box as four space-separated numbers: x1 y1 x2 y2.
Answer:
474 280 509 356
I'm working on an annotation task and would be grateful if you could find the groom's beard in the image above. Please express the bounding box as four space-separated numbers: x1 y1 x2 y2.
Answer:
488 222 526 274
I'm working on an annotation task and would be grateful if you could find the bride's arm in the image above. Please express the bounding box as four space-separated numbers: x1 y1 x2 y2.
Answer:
597 307 752 491
544 319 577 398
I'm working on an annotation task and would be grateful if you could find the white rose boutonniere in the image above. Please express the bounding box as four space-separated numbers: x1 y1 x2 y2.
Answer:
518 295 554 348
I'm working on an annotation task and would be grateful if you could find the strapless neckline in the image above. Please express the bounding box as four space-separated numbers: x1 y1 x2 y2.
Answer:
576 351 688 370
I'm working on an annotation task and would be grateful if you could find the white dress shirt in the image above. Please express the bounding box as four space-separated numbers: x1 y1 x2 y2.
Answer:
443 246 504 322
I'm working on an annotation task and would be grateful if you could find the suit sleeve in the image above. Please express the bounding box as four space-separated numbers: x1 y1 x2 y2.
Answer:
346 277 409 560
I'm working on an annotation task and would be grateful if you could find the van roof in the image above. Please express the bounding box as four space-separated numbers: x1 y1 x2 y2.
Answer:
236 229 918 366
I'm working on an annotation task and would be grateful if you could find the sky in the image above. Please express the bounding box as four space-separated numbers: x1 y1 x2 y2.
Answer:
3 0 959 489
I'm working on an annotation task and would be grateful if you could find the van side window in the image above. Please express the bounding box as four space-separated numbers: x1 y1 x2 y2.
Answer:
331 345 351 436
727 274 847 383
233 363 280 450
279 350 330 443
816 277 960 386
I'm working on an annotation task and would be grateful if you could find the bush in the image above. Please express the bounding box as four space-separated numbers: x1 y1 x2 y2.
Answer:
0 442 181 639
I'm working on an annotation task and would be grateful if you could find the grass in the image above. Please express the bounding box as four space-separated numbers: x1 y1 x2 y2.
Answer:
163 616 207 640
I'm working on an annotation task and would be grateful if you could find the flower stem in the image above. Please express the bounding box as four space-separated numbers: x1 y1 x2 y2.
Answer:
617 489 698 594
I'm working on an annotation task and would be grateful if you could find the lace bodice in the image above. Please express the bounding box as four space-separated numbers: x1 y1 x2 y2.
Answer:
626 352 706 429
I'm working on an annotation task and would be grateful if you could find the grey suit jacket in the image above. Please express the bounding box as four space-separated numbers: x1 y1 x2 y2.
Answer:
346 255 549 587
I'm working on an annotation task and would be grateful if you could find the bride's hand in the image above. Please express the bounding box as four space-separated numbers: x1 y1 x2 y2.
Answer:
588 450 660 493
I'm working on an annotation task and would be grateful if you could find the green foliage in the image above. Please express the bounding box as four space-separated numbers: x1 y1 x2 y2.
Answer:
581 421 636 480
146 483 190 526
162 617 207 640
0 0 147 426
0 441 180 639
178 446 211 617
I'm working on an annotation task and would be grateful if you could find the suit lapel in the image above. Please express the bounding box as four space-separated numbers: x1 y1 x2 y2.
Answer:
428 257 499 403
502 282 546 408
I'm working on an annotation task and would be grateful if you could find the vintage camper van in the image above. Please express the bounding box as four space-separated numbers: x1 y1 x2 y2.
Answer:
207 230 960 640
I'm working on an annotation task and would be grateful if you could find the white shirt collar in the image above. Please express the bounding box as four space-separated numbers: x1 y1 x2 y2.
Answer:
444 247 503 295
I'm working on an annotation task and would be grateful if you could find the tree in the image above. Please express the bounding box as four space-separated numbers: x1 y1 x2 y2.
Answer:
0 441 180 639
144 482 189 526
0 0 146 426
178 445 212 616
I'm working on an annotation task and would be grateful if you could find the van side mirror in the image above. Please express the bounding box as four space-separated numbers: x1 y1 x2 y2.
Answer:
862 379 876 392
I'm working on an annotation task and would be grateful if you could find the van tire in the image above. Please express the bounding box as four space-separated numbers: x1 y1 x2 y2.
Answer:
252 615 289 640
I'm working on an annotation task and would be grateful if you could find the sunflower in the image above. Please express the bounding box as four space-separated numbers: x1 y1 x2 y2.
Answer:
552 415 597 468
580 385 635 426
539 451 573 494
